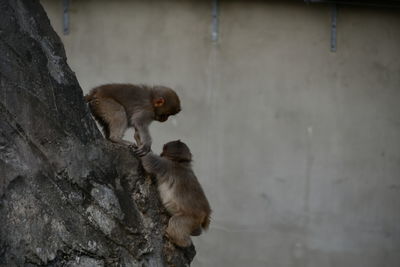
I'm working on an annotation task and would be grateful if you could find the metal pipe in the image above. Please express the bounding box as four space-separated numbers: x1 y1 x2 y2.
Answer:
63 0 69 35
305 0 400 8
211 0 219 42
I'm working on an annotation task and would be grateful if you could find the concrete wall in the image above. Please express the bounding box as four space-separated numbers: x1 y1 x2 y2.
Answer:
40 1 400 266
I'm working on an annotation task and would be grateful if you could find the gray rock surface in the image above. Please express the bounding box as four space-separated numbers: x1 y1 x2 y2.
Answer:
0 0 195 266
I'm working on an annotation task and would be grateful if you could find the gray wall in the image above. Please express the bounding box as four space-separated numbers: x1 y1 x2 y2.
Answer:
41 1 400 266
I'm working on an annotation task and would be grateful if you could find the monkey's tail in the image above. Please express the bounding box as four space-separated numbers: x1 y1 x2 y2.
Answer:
202 215 211 231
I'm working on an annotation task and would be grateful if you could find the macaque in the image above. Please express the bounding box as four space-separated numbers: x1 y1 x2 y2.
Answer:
137 140 211 247
85 84 181 156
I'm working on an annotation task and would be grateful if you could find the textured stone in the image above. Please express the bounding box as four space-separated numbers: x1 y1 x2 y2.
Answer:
0 0 195 266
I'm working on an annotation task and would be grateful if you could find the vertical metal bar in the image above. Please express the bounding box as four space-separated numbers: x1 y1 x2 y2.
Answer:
211 0 219 42
330 4 337 52
63 0 70 35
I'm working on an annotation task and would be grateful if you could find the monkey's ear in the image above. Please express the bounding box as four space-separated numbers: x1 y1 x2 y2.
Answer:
153 97 165 107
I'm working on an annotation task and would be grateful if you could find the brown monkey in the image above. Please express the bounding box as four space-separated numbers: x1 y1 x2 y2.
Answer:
85 84 181 156
137 140 211 247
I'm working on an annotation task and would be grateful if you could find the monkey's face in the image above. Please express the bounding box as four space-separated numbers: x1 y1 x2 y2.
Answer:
152 86 181 122
154 102 181 122
161 140 192 162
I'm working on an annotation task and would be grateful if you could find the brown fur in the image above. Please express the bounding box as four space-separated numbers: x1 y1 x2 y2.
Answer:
140 140 212 247
85 84 181 155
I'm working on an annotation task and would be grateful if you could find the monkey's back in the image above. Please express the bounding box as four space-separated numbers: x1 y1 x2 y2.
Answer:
168 164 211 222
87 84 153 116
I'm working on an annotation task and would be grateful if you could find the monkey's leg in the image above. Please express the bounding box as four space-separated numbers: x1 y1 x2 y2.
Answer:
166 215 195 247
95 98 134 146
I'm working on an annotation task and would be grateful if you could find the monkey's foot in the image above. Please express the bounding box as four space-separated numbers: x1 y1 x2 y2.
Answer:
165 232 192 248
190 227 202 236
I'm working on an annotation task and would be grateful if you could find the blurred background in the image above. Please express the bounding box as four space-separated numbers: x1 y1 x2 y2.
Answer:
40 1 400 266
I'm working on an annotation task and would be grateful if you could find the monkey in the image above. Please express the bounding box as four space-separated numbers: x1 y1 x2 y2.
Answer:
136 140 212 247
85 84 181 156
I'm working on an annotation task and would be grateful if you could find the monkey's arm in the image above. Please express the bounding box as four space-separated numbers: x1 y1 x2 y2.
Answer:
131 111 153 156
140 152 169 176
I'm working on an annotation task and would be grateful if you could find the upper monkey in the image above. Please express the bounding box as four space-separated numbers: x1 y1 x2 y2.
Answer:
85 84 181 156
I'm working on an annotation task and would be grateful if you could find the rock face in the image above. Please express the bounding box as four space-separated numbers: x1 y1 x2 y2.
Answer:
0 0 195 266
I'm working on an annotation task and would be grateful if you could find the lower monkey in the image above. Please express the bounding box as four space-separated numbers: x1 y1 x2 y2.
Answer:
136 140 211 247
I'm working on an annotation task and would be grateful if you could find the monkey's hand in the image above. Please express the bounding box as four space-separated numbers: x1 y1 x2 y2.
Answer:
128 143 138 150
133 143 151 157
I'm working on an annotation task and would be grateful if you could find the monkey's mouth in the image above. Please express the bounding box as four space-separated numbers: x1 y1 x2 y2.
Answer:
156 115 169 122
